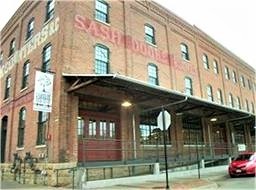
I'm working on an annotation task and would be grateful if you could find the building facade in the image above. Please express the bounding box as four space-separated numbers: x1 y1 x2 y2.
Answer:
1 0 255 167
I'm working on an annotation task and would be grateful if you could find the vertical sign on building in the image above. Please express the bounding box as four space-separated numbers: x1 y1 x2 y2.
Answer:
33 71 54 112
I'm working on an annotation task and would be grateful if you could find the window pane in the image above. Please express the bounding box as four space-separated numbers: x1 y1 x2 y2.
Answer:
95 45 109 74
148 64 158 85
95 0 108 23
89 119 96 137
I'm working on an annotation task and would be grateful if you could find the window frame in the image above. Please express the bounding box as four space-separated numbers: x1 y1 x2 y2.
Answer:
42 43 52 72
206 85 213 102
21 61 30 89
228 93 234 108
240 75 246 87
95 0 109 23
202 54 209 70
26 18 35 40
9 38 15 57
45 0 55 22
216 89 223 105
0 51 3 66
180 43 190 61
37 111 48 145
94 44 109 74
232 70 237 83
144 24 156 45
213 60 218 74
148 63 159 85
224 66 230 80
17 107 26 147
184 77 193 96
4 75 11 100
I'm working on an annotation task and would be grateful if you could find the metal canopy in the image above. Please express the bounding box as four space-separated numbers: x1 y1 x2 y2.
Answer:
63 73 254 121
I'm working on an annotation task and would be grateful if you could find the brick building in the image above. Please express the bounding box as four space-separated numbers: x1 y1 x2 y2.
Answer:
1 0 255 169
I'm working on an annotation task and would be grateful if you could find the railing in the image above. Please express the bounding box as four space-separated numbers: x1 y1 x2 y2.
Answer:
78 138 255 165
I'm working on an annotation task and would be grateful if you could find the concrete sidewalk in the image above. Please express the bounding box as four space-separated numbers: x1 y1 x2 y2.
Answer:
0 165 228 189
84 165 228 189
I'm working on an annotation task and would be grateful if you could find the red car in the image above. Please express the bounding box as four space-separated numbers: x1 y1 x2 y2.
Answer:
228 152 256 177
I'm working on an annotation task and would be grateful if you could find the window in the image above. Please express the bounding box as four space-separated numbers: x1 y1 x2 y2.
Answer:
42 44 51 72
21 61 30 89
228 93 234 107
45 0 55 22
9 38 15 57
95 44 109 74
232 71 237 83
37 112 48 145
213 60 218 74
109 121 115 138
184 77 193 95
247 79 252 90
4 75 11 100
206 85 213 101
26 18 34 40
240 75 245 87
77 117 84 136
245 99 249 112
235 96 241 109
17 107 26 147
140 114 171 145
180 43 189 61
99 120 107 138
148 63 159 85
224 66 230 80
216 89 223 105
202 54 209 69
95 0 109 23
0 51 3 66
251 102 255 113
145 24 155 45
89 119 96 137
182 115 203 145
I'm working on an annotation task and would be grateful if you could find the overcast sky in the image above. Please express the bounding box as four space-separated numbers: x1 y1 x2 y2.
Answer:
0 0 255 70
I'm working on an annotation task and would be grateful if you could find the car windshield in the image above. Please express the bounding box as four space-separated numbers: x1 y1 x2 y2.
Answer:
235 154 252 161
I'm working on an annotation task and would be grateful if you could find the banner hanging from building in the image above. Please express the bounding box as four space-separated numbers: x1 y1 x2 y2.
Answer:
33 71 54 113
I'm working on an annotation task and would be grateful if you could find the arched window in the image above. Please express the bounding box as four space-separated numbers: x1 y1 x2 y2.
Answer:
216 89 223 105
9 38 15 57
95 0 109 23
21 61 30 89
145 24 156 45
45 0 55 22
180 43 189 61
148 63 159 85
184 77 193 95
202 54 209 69
95 44 109 74
213 60 218 74
26 18 34 39
4 75 11 100
228 93 234 107
17 107 26 147
206 85 213 101
42 43 52 72
77 117 84 136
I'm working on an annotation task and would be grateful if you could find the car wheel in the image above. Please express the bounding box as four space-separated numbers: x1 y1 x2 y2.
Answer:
230 174 236 178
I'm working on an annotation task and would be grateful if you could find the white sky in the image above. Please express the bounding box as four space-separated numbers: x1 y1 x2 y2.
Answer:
0 0 255 70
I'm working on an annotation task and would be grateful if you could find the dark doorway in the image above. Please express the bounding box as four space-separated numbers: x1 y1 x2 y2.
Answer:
1 116 8 163
212 123 228 156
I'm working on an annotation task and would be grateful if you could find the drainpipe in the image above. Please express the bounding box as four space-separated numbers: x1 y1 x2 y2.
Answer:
132 113 136 159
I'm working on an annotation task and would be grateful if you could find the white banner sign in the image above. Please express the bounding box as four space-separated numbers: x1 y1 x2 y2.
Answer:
33 71 54 112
